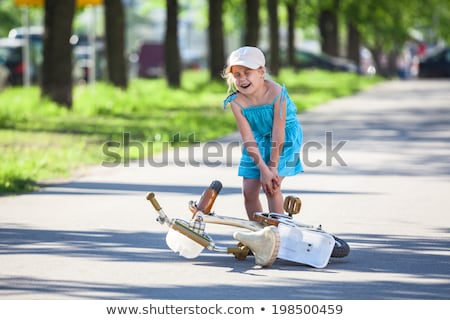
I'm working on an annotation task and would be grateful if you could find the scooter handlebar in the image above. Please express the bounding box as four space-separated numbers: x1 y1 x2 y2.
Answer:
146 192 161 211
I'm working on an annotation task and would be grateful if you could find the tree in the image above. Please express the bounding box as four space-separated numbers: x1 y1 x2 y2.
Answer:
208 0 225 81
341 0 364 69
165 0 181 88
356 0 416 76
339 0 450 77
346 22 360 69
41 0 75 108
318 0 340 57
244 0 260 46
104 0 128 89
285 0 298 67
267 0 280 76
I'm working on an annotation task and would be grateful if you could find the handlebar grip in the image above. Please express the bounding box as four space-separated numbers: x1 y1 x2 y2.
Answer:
283 195 302 215
146 192 161 211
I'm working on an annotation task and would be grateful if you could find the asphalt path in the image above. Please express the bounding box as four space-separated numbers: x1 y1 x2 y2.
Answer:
1 79 449 300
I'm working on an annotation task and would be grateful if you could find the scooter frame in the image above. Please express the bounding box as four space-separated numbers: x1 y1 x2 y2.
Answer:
146 181 350 267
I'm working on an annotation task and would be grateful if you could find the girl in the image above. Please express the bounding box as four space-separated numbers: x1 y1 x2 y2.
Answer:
223 46 304 221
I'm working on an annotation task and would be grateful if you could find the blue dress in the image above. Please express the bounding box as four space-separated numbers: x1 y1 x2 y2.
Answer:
223 86 304 178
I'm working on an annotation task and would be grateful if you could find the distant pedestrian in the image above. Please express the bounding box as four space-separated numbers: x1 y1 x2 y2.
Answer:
222 46 304 220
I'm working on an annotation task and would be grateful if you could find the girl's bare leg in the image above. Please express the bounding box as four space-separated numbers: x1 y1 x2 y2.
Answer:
242 178 263 220
266 177 284 214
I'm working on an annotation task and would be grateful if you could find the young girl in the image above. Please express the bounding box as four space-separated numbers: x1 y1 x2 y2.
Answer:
223 46 304 221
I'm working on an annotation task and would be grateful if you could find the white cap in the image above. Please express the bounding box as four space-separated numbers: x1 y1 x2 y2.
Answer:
225 46 265 74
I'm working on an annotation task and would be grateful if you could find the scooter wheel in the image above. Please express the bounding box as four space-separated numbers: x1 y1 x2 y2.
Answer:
331 236 350 258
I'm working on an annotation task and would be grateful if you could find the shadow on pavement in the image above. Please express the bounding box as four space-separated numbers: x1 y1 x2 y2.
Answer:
1 225 449 299
303 106 450 177
2 273 448 300
35 181 377 196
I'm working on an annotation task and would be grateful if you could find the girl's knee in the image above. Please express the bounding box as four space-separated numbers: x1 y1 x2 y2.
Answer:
265 190 283 204
243 187 259 202
242 179 261 200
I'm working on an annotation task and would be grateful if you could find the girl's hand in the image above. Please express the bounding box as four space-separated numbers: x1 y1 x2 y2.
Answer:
260 166 280 195
269 166 281 188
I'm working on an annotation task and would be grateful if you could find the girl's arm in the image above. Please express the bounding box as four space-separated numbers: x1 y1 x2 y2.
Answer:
230 102 278 195
270 87 287 173
229 103 262 168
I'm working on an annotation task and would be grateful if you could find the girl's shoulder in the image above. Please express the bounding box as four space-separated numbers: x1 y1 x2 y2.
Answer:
266 80 285 104
223 81 285 109
266 79 282 92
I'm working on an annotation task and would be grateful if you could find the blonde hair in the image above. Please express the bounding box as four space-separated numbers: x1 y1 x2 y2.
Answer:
222 71 236 94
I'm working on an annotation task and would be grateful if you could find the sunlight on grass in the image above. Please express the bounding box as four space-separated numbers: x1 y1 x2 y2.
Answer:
0 69 383 194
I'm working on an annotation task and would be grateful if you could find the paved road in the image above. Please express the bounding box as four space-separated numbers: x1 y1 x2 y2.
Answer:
1 79 449 300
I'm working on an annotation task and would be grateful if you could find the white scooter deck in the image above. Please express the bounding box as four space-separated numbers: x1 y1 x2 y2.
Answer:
277 223 335 268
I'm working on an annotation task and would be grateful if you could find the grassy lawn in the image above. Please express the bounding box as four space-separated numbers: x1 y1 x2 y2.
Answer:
0 69 383 195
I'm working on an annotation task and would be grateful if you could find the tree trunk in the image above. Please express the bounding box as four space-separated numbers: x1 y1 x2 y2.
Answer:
318 0 339 57
165 0 181 88
208 0 225 81
370 45 384 76
387 50 398 78
244 0 259 46
347 22 360 71
286 0 298 67
105 0 128 89
41 0 75 108
267 0 280 76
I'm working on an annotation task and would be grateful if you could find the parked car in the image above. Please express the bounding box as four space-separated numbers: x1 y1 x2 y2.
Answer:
1 26 43 86
418 46 450 78
8 26 43 43
267 49 358 73
8 26 43 83
138 42 165 78
293 50 358 73
0 38 27 85
72 35 106 83
6 26 106 85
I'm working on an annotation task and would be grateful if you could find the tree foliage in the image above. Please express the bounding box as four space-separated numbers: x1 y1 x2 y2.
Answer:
1 0 450 108
0 1 31 37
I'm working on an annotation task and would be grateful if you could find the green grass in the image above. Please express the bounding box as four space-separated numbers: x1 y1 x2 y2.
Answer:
0 69 383 195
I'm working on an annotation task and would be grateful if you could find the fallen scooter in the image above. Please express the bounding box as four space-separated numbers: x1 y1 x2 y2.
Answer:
146 180 350 268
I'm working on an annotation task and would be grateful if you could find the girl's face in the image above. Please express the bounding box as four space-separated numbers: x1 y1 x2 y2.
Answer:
230 65 264 93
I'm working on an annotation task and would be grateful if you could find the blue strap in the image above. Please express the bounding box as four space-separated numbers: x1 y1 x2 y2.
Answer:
272 85 287 119
223 91 245 109
223 91 237 109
